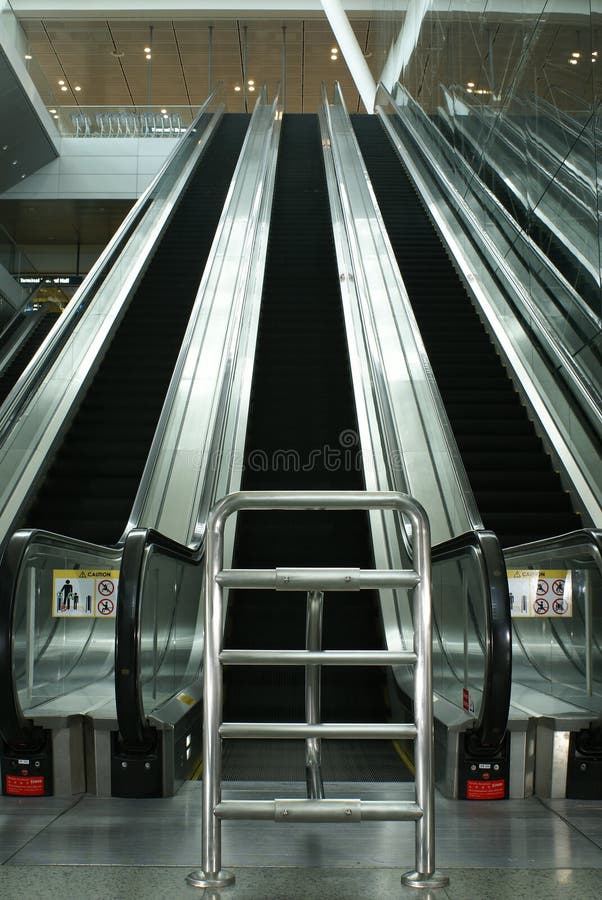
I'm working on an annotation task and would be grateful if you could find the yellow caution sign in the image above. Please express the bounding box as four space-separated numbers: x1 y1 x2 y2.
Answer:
53 569 120 619
507 569 572 618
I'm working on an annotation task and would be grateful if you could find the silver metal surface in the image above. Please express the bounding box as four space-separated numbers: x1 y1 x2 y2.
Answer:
534 723 570 799
378 85 601 521
220 650 417 666
195 489 440 888
220 723 418 739
6 781 602 870
215 798 423 822
305 590 324 800
217 567 419 590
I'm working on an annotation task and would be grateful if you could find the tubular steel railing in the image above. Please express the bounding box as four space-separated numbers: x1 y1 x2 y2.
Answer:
186 490 449 892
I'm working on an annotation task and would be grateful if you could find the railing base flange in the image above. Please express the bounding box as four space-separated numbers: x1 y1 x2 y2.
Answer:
186 869 235 889
401 870 449 890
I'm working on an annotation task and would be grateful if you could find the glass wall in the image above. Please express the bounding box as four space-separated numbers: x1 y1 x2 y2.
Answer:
371 0 602 322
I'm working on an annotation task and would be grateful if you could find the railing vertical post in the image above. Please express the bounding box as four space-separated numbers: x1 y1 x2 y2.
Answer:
305 590 324 799
401 504 448 889
187 506 235 889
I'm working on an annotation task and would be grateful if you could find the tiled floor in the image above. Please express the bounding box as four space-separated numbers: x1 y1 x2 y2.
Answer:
0 783 600 899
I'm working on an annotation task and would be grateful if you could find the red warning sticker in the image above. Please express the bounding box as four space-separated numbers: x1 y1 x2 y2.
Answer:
5 774 45 796
466 778 505 800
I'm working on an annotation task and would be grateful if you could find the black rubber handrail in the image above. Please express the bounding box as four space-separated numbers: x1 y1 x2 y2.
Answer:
432 529 512 754
504 528 602 561
115 528 205 754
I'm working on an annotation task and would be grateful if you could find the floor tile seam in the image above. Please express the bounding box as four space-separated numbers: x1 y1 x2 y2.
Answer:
0 794 84 867
536 796 602 851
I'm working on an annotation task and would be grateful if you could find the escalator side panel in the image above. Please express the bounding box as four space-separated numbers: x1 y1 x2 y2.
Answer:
22 116 250 546
352 115 581 547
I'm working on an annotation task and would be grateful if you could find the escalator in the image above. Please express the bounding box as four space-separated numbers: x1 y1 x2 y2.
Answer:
222 114 408 783
21 115 249 546
352 115 581 548
0 311 59 407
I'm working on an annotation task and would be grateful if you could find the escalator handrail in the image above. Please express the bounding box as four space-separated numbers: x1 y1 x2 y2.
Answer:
0 306 47 377
503 527 602 565
432 529 512 752
115 528 205 752
381 83 602 437
0 84 224 448
0 528 120 750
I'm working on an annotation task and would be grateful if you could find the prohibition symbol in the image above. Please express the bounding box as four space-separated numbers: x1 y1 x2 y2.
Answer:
98 579 115 596
534 598 549 615
97 598 115 616
553 598 568 615
552 579 565 596
537 579 548 595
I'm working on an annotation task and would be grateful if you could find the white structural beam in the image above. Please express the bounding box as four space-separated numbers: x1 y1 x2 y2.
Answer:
321 0 377 112
11 0 583 16
380 0 431 92
12 1 375 17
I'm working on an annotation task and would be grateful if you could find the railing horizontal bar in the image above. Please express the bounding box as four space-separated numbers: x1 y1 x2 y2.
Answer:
215 798 423 823
220 649 417 666
216 567 419 591
220 722 417 739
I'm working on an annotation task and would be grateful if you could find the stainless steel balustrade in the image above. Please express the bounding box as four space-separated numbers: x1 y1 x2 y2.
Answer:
0 85 225 546
377 83 601 527
187 490 448 892
444 86 601 294
0 86 283 797
319 83 511 796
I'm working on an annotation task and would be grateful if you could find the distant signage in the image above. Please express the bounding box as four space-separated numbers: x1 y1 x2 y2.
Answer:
18 274 84 286
507 569 573 618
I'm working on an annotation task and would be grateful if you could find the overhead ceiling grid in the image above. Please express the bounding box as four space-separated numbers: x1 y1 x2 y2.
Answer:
20 17 374 112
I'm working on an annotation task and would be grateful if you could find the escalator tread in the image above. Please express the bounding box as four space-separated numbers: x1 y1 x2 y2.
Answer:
351 114 581 547
21 115 250 545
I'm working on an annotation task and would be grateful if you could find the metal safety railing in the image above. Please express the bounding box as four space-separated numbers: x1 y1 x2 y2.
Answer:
187 490 449 892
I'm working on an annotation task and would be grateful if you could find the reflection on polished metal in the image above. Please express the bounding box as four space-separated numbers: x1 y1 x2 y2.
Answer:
305 590 324 800
188 490 447 891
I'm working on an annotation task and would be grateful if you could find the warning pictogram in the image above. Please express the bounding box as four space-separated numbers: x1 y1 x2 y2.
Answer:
507 569 573 619
97 598 115 616
97 579 115 596
52 569 119 618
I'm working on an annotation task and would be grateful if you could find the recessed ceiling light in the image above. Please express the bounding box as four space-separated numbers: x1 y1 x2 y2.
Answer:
330 55 337 61
61 85 68 91
49 108 56 113
161 108 167 113
593 50 599 56
111 49 124 58
467 87 473 93
467 81 475 87
571 51 581 58
146 54 152 60
11 160 17 165
21 174 26 179
569 58 578 65
74 86 81 91
234 85 241 92
249 85 255 92
144 46 151 53
58 79 65 85
53 114 59 119
248 79 255 85
331 47 338 53
2 145 7 151
25 54 32 60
